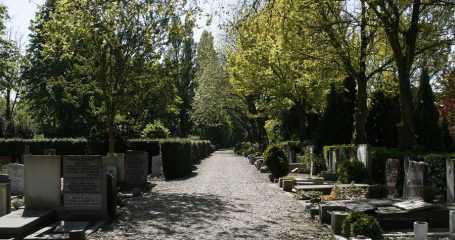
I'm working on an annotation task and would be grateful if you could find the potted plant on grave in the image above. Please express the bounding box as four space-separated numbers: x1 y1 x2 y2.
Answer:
263 144 289 181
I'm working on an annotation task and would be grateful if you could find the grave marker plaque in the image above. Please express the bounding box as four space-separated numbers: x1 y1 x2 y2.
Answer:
386 159 400 197
63 155 108 220
124 151 148 188
7 163 24 196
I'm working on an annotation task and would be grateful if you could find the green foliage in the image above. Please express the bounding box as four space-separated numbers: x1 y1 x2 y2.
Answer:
337 158 368 183
316 82 354 148
322 145 357 167
416 153 455 200
342 212 383 240
366 184 388 199
263 144 289 178
141 121 170 139
414 69 444 151
160 138 212 180
366 91 400 148
234 141 259 156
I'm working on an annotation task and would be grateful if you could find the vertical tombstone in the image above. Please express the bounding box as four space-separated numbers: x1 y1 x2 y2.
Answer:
447 159 455 203
357 144 371 178
102 153 123 187
24 155 61 209
0 156 11 172
124 151 149 188
151 155 163 177
330 149 338 172
385 159 400 197
63 155 109 220
0 174 11 216
6 163 24 196
309 146 314 177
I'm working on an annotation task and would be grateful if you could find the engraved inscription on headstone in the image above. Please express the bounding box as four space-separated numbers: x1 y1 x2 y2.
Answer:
124 151 148 187
386 159 400 196
7 163 24 195
64 156 102 211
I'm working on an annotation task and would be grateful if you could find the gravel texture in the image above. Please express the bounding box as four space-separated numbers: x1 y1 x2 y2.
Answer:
91 149 329 240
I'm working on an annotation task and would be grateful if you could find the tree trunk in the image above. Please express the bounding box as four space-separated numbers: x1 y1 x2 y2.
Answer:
354 75 368 144
296 104 307 141
397 64 415 149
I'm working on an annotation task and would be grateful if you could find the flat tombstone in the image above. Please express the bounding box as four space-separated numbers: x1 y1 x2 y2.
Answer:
24 155 61 209
124 151 148 188
386 159 400 197
63 155 108 220
7 163 24 196
151 155 162 177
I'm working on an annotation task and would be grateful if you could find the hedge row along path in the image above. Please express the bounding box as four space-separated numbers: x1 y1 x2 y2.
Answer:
90 149 328 239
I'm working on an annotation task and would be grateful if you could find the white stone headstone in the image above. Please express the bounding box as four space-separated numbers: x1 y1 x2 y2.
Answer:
447 159 455 203
6 163 24 196
357 144 368 167
24 155 61 209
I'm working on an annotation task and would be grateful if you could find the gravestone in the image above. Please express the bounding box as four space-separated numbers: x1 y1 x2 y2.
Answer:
329 149 338 172
0 174 11 217
102 153 123 186
124 151 148 188
357 144 369 167
43 149 56 155
403 159 428 198
24 155 61 209
0 156 11 169
151 155 162 177
63 155 109 220
447 159 455 203
6 163 24 196
308 146 314 177
386 159 400 197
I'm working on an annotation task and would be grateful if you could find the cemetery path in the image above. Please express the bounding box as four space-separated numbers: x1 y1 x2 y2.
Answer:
91 149 329 240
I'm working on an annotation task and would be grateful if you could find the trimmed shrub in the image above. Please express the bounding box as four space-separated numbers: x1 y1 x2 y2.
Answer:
366 184 388 199
342 212 383 240
160 139 193 180
263 144 289 178
337 158 368 183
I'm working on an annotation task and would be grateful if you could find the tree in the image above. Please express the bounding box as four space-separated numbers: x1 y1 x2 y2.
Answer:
366 0 455 148
414 68 444 151
163 16 196 137
191 31 230 127
366 91 400 148
33 0 195 153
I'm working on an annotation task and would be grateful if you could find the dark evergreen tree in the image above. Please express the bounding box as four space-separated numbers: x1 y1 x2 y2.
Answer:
413 68 444 151
316 81 354 148
366 91 400 147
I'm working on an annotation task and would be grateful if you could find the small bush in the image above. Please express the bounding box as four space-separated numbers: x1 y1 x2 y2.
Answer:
337 158 368 183
342 212 383 240
366 184 388 199
234 142 258 156
141 120 170 139
263 144 289 178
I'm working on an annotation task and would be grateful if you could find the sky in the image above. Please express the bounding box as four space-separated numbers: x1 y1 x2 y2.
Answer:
0 0 230 50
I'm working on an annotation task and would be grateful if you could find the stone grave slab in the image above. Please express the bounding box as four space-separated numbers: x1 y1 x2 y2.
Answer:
63 155 109 221
124 151 148 188
53 221 89 233
365 199 393 207
0 208 56 239
151 155 162 177
24 155 61 209
330 211 348 235
6 163 24 196
392 200 434 212
346 202 375 213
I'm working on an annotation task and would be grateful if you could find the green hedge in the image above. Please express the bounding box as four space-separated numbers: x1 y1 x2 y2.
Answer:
322 145 357 168
160 138 213 180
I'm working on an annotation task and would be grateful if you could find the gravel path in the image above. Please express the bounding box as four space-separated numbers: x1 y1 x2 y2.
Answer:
91 149 329 240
